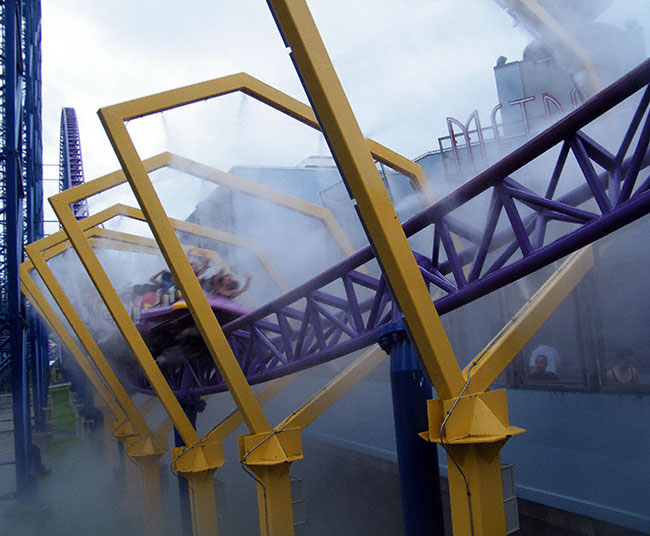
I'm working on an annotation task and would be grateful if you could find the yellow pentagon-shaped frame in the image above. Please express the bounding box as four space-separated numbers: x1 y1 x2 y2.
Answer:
48 74 440 437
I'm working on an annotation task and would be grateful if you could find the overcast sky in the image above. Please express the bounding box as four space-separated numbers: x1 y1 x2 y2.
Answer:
41 1 650 208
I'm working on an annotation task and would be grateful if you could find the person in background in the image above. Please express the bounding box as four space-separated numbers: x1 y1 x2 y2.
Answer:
190 256 210 278
607 349 639 384
212 269 252 299
150 269 175 294
529 345 560 382
150 269 179 305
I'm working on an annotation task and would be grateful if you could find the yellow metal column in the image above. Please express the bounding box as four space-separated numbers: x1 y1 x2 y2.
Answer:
265 0 465 401
129 437 168 536
94 394 120 469
239 429 303 536
172 434 224 536
445 441 509 536
422 388 524 536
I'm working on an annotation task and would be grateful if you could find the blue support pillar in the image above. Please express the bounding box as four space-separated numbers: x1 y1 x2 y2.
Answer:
4 0 35 500
379 322 445 536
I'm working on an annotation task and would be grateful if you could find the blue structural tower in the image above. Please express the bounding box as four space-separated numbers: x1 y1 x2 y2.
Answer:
0 0 46 500
379 322 445 536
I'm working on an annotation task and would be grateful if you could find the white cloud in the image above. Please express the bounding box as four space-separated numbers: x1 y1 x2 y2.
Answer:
43 0 650 185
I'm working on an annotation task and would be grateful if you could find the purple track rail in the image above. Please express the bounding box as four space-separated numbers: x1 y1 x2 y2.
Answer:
129 59 650 397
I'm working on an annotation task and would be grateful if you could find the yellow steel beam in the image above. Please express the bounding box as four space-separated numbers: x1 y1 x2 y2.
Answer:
164 153 358 258
24 242 152 436
21 264 126 422
464 246 594 393
57 150 354 282
49 196 203 444
24 246 167 536
265 0 465 400
280 346 387 430
27 196 286 441
206 374 298 443
85 73 430 195
87 210 288 291
60 119 272 437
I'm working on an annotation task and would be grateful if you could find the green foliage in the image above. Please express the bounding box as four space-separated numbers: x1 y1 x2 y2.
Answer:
50 386 76 432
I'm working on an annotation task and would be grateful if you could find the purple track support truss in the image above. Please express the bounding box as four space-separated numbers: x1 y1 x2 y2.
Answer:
130 59 650 396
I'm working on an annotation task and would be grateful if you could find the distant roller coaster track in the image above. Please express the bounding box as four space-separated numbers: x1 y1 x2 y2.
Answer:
116 60 650 397
59 107 89 218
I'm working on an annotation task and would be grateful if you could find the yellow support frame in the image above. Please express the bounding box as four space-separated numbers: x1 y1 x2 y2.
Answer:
22 249 167 536
23 220 306 536
80 72 437 534
21 263 126 425
265 0 465 401
54 28 450 536
259 3 603 534
40 12 598 531
157 152 359 258
463 246 596 393
44 150 356 534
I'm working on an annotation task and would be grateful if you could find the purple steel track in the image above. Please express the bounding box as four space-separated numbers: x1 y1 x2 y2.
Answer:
129 59 650 397
59 108 89 219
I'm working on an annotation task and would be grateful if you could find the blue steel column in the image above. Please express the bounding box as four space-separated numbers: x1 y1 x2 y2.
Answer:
379 322 445 536
25 0 46 434
4 0 33 498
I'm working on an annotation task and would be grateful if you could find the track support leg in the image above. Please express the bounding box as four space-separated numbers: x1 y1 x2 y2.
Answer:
445 441 507 536
422 389 525 535
239 428 303 536
135 453 165 536
122 430 168 536
172 433 225 535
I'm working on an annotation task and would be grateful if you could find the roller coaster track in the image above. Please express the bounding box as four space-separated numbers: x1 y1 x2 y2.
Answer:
59 108 88 219
132 59 650 397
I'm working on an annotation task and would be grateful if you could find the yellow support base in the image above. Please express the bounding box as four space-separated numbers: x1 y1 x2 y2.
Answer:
239 428 303 536
172 433 225 535
445 441 508 536
422 389 525 536
250 464 294 536
124 432 168 536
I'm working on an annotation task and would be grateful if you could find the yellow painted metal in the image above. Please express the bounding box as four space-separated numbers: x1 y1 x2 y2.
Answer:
164 153 357 258
35 199 285 293
281 345 387 430
172 433 224 535
50 195 202 444
94 112 271 436
464 246 595 394
88 72 429 195
446 441 509 536
168 377 298 536
20 263 126 422
365 138 435 203
239 347 385 536
239 428 303 536
208 375 298 443
186 471 220 536
85 207 287 291
265 0 465 401
423 390 524 445
423 390 524 536
27 201 297 535
250 464 295 536
25 242 152 436
23 257 167 536
127 431 168 536
56 151 356 276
